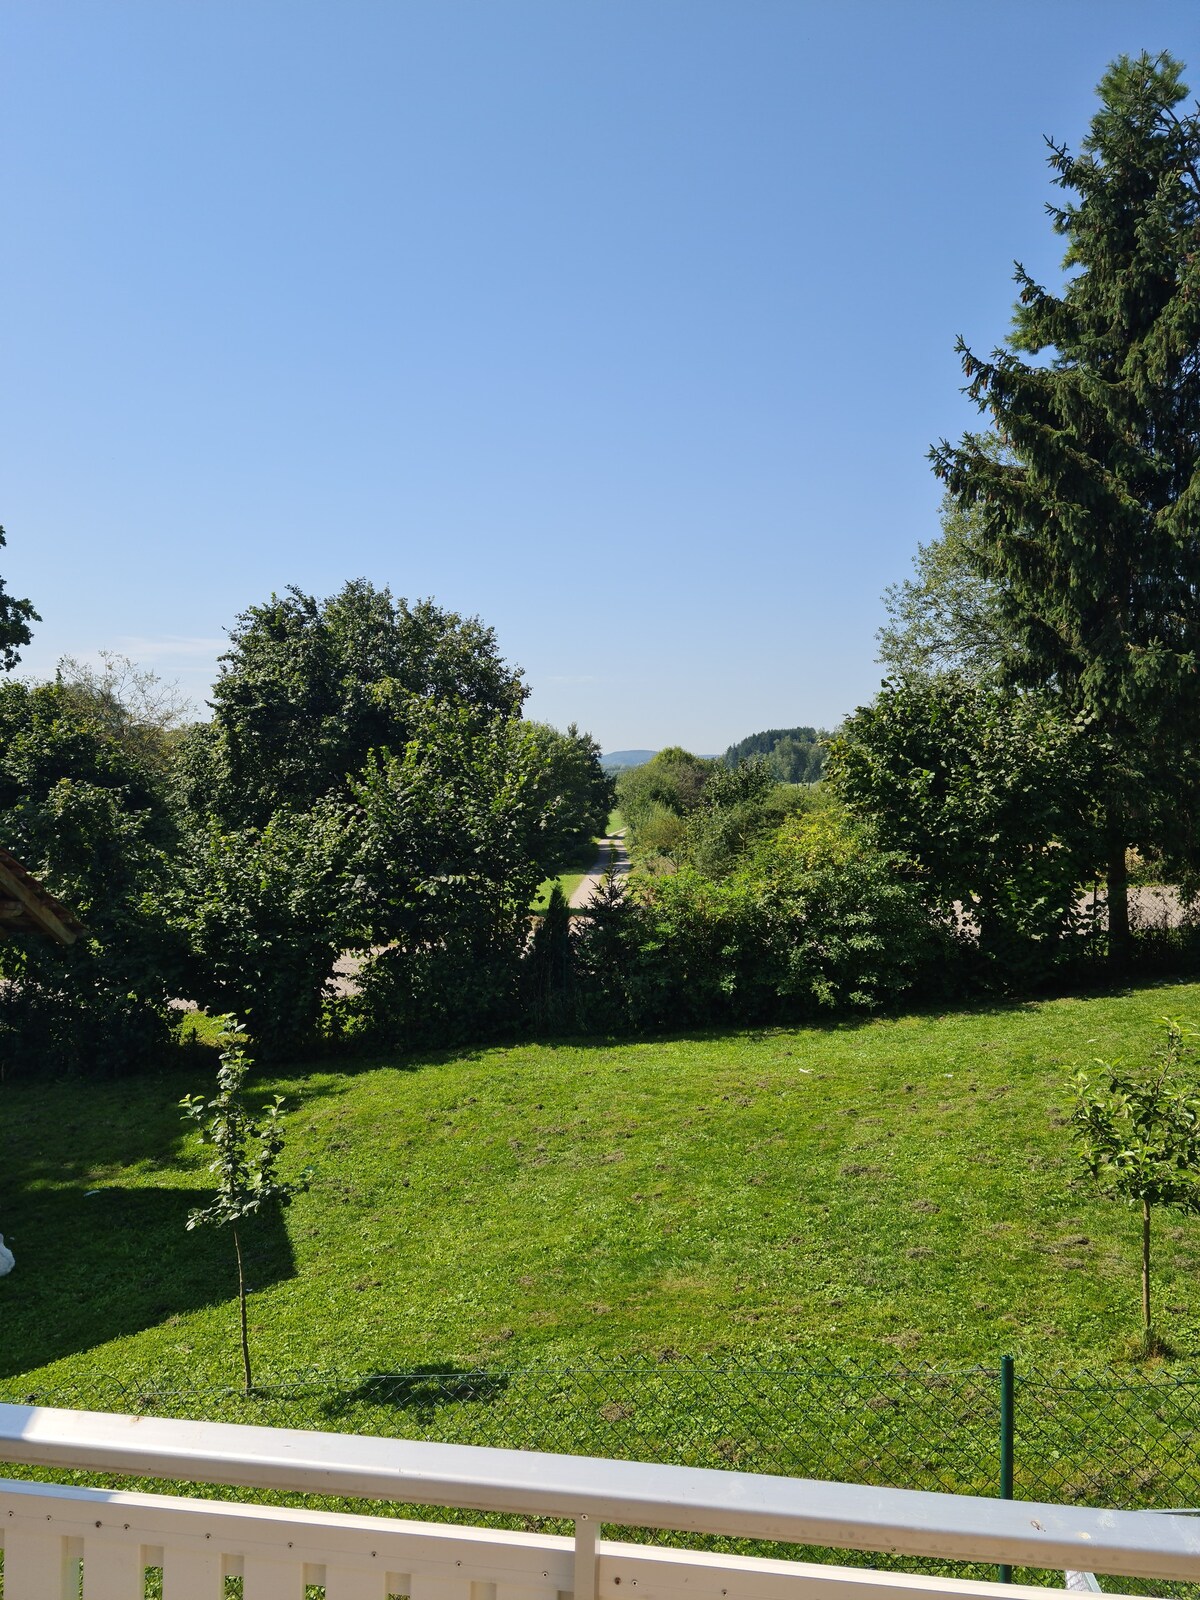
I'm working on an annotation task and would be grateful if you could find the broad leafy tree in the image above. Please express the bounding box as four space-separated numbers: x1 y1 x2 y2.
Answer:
0 680 181 1074
527 721 615 865
831 675 1102 971
932 52 1200 962
204 580 527 822
877 493 1010 682
170 803 355 1054
0 527 38 672
346 700 566 1043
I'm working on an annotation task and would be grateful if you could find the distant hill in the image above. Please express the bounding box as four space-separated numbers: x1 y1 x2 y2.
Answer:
723 726 828 784
602 749 659 772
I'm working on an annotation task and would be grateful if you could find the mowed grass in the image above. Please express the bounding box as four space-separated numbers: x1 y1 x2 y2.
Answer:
7 980 1200 1395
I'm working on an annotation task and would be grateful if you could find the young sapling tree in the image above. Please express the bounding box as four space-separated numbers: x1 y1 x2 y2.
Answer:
180 1018 307 1392
1071 1021 1200 1353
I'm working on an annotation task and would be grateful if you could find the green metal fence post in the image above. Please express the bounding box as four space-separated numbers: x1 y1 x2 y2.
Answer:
998 1355 1015 1583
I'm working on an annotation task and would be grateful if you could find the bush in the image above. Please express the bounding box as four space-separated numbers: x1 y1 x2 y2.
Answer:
169 805 354 1057
569 806 949 1033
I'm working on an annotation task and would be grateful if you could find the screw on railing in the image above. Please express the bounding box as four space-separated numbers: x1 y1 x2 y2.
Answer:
998 1355 1015 1583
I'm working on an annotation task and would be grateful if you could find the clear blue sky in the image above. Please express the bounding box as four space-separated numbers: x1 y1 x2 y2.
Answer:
5 1 1198 752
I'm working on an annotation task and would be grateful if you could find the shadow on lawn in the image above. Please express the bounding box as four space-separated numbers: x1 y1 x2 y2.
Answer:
0 1186 295 1380
320 1365 509 1426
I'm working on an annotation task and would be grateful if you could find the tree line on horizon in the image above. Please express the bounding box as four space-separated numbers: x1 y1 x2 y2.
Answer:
5 49 1200 1062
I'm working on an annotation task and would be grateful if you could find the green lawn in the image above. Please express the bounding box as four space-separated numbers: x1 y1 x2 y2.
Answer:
6 980 1200 1398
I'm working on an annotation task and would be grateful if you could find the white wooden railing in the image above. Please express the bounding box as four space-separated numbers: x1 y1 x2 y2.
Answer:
2 1403 1200 1598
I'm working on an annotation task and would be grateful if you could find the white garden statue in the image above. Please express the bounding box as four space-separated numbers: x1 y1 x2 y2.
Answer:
0 1233 14 1276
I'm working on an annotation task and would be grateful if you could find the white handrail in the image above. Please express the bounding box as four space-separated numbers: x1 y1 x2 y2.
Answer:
2 1403 1200 1581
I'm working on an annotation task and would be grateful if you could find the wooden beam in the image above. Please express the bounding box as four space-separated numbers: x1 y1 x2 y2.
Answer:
0 860 79 945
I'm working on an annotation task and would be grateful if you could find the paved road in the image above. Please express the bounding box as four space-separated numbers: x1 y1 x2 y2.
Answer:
569 829 631 909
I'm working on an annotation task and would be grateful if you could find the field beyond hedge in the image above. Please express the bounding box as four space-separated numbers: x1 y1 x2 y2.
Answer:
7 981 1200 1394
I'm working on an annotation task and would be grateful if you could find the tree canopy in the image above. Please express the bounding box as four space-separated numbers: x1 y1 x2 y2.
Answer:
0 526 39 673
204 581 527 822
877 490 1011 682
723 727 827 784
931 51 1200 958
831 674 1102 971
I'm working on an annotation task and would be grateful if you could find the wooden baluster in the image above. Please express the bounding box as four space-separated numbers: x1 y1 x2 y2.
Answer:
81 1535 144 1600
162 1542 224 1599
1 1526 77 1600
324 1564 389 1600
242 1552 307 1599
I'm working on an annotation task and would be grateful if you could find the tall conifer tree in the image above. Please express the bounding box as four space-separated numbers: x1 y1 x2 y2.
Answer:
932 52 1200 963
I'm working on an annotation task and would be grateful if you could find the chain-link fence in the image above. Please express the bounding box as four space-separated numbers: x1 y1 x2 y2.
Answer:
6 1354 1200 1512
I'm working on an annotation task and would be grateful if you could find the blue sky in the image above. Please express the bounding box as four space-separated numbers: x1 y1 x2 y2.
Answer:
4 1 1198 753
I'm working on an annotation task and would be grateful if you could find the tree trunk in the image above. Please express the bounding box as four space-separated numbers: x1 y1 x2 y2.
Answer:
233 1225 252 1394
1107 814 1130 971
1142 1197 1152 1337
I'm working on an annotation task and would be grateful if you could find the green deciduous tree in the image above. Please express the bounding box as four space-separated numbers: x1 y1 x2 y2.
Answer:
830 675 1102 973
0 527 38 673
679 758 817 878
205 580 527 823
931 52 1200 964
1072 1021 1200 1349
180 1021 308 1392
616 748 715 853
54 651 191 772
527 721 615 867
170 803 355 1054
344 700 566 1045
877 491 1011 682
0 679 181 1075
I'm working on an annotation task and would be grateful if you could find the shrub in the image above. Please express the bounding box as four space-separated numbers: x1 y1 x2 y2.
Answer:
570 807 948 1033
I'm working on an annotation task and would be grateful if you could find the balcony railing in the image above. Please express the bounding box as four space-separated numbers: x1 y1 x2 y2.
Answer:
3 1402 1200 1598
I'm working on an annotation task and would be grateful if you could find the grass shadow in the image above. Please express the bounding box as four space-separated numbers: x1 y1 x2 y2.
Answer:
0 1186 295 1381
320 1364 509 1426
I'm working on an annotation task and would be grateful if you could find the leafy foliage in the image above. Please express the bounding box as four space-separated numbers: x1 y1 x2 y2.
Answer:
526 721 615 868
340 701 566 1047
169 804 355 1055
0 526 38 673
723 726 828 784
616 748 715 841
570 805 944 1032
830 675 1102 975
0 680 180 1076
877 486 1011 682
180 1020 308 1389
677 761 819 879
54 652 192 773
206 581 527 823
1072 1020 1200 1341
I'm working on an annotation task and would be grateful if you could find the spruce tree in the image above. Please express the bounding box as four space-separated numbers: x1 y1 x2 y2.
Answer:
931 52 1200 964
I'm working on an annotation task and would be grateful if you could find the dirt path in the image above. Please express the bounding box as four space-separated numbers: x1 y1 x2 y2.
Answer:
569 829 631 909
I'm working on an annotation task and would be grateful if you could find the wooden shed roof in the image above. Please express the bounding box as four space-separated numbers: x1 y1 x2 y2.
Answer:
0 849 85 945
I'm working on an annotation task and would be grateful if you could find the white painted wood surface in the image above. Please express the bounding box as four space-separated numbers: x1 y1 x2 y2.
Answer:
1 1405 1199 1598
0 1475 1150 1600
